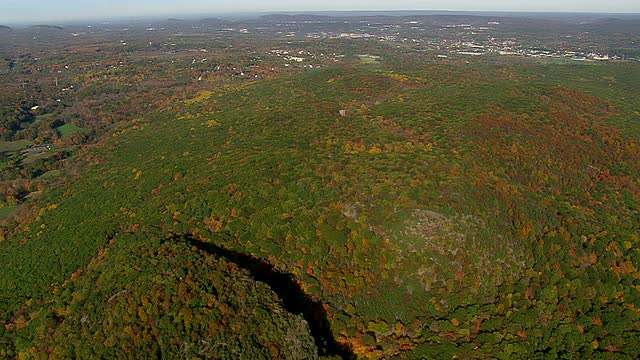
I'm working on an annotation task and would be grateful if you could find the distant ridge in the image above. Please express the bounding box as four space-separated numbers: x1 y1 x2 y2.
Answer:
198 17 233 25
0 25 12 32
255 10 640 23
580 18 640 33
31 25 63 30
258 14 332 23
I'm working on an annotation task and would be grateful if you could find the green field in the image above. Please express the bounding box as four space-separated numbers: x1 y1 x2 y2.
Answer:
37 169 62 180
0 140 33 152
358 54 382 64
55 123 89 137
21 150 56 165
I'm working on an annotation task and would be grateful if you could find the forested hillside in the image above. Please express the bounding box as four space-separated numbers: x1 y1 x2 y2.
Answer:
0 58 638 359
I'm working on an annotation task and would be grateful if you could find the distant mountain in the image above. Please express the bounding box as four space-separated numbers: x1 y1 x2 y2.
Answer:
0 25 12 32
31 25 63 30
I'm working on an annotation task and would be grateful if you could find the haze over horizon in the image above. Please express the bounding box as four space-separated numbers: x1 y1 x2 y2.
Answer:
1 0 639 24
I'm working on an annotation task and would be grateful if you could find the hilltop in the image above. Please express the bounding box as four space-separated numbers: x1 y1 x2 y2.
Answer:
1 62 639 358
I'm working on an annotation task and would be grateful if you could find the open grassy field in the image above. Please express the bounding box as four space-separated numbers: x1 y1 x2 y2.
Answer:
21 151 56 165
37 169 62 180
358 55 382 65
55 123 89 137
0 140 33 152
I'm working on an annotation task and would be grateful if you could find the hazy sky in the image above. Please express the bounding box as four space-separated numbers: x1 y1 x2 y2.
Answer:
2 0 639 23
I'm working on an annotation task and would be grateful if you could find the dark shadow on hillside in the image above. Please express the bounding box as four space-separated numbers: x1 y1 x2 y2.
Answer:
181 236 356 359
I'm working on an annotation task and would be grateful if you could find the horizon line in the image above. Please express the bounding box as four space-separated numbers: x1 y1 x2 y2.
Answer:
3 9 640 27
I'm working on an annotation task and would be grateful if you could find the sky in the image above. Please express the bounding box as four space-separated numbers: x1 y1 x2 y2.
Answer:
1 0 639 24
